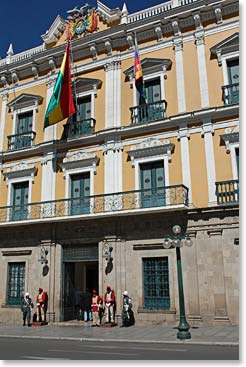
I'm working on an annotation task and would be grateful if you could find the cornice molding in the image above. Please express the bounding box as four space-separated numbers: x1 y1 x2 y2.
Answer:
2 163 37 183
59 151 99 175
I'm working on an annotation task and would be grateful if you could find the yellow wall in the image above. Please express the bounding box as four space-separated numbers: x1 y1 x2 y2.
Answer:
183 40 200 112
189 132 209 208
213 128 233 181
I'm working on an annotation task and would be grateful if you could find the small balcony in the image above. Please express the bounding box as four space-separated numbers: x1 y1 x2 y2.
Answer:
64 118 95 138
0 184 188 224
130 100 167 125
215 179 239 205
222 83 239 105
7 131 36 151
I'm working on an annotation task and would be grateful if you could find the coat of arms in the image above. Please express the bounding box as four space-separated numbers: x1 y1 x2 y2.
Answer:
67 3 98 39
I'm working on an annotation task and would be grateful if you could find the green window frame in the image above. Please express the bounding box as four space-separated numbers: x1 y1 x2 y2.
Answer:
143 257 170 310
7 262 25 305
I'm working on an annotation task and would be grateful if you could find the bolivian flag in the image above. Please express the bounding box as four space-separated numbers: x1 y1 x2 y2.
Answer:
44 41 75 129
134 37 147 105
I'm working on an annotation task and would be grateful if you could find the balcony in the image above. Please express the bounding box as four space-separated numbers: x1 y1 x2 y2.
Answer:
64 118 95 138
130 100 167 125
7 131 36 151
0 184 188 224
215 180 239 205
222 83 239 105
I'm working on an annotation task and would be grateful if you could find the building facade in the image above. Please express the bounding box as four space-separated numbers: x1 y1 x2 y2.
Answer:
0 0 239 326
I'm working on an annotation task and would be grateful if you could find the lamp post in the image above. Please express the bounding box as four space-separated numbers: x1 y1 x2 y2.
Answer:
163 225 193 340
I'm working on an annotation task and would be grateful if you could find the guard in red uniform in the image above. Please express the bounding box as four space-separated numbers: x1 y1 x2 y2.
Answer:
104 286 115 323
36 288 48 322
91 290 102 327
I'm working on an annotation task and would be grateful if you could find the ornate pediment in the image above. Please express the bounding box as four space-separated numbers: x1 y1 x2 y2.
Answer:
210 32 239 65
7 93 43 112
73 77 102 94
128 138 174 165
220 126 239 153
124 58 172 79
59 151 99 174
41 15 67 45
3 163 37 183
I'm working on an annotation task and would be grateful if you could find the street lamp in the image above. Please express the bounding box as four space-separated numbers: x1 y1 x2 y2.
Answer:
163 225 193 340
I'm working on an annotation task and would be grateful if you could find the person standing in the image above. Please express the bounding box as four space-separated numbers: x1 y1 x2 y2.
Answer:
121 290 134 327
104 286 115 323
21 292 33 327
83 288 92 322
91 289 103 327
36 288 48 322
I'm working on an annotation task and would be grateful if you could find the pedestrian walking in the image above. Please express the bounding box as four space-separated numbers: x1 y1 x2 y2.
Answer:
91 289 103 327
121 290 135 327
21 292 34 327
104 285 115 323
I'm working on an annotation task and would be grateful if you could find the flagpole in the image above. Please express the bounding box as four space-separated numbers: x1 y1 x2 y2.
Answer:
66 25 79 120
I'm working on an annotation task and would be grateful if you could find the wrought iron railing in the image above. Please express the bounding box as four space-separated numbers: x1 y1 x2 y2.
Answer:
64 118 95 138
130 100 167 125
215 180 239 205
7 131 36 151
0 185 188 224
222 83 239 105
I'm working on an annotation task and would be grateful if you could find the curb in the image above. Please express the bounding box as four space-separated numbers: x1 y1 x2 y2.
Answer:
0 334 239 347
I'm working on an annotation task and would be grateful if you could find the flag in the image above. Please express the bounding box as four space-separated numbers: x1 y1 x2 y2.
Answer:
44 41 75 129
134 37 147 105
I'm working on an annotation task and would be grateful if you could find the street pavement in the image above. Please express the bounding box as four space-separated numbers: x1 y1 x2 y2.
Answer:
0 321 239 346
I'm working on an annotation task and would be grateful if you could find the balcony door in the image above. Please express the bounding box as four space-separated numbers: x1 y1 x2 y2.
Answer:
11 181 29 221
140 161 165 208
15 112 33 149
70 173 90 215
145 79 163 121
227 59 239 104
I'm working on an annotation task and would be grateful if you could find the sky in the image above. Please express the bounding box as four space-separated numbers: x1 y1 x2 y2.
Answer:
0 0 168 58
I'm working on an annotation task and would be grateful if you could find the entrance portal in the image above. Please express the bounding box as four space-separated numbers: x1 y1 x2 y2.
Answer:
62 244 98 321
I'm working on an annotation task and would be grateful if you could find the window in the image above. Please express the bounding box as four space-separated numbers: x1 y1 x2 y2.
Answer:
224 58 239 105
70 172 90 215
8 111 35 151
140 161 165 208
7 262 25 305
143 257 170 310
11 181 29 221
67 96 94 137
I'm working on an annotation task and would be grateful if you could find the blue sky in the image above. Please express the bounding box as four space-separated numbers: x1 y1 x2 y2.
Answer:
0 0 167 58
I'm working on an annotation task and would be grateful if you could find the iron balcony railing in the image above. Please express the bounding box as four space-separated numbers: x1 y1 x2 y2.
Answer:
7 131 36 151
130 100 167 125
0 184 188 223
215 180 239 205
64 118 95 138
222 83 239 105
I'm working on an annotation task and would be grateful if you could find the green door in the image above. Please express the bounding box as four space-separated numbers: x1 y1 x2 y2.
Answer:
227 59 239 104
12 182 29 221
73 97 92 135
70 173 90 215
140 161 165 208
145 79 162 121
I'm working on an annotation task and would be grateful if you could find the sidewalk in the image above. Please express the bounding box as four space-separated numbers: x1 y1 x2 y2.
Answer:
0 322 239 346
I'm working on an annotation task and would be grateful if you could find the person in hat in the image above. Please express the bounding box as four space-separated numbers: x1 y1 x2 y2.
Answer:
121 290 135 327
21 292 33 327
91 290 103 327
104 286 115 323
36 288 48 322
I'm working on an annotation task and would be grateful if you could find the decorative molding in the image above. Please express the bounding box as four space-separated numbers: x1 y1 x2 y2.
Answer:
220 127 239 154
194 30 205 46
126 33 134 50
215 7 223 25
7 93 43 113
155 25 163 43
41 15 66 45
201 122 214 136
210 32 239 66
2 250 32 256
128 138 174 165
31 64 39 79
104 40 112 56
89 44 97 61
207 229 223 237
11 71 19 85
171 20 181 37
102 139 123 154
48 58 56 74
59 151 99 175
133 243 164 251
173 36 183 52
178 128 190 140
3 163 37 183
193 14 203 31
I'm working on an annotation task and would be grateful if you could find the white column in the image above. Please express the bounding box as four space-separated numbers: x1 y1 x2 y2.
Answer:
44 77 57 142
202 121 217 205
105 60 121 129
0 92 9 152
41 152 56 202
178 127 192 205
173 37 186 113
195 31 210 108
103 138 123 194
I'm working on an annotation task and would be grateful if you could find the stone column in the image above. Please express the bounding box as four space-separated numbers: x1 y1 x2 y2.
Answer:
178 127 192 205
173 35 186 113
104 60 121 128
194 29 210 108
202 121 217 206
41 152 57 203
103 137 123 195
44 77 57 142
0 92 9 152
